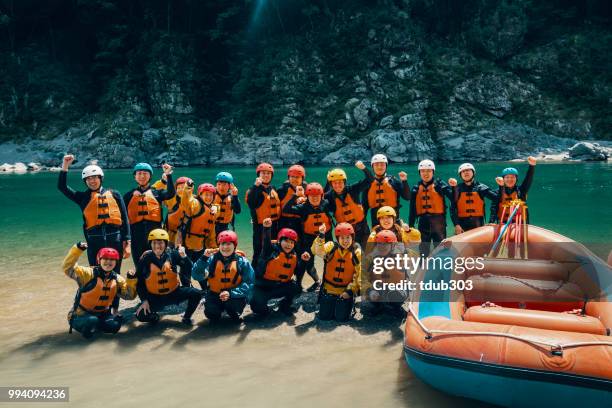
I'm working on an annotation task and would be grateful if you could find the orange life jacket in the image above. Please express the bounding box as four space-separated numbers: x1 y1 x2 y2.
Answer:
246 187 281 224
262 250 298 282
214 193 234 224
367 177 398 209
457 191 485 218
144 260 180 295
280 184 300 219
83 190 122 230
127 189 162 224
334 193 365 225
303 210 332 235
498 189 520 222
184 199 216 251
415 184 445 216
208 257 242 293
164 199 185 239
323 244 357 288
76 270 118 314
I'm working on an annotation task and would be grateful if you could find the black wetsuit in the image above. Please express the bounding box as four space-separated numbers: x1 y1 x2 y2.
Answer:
135 249 200 322
409 179 453 256
58 171 130 269
250 226 305 315
450 181 498 231
490 165 535 224
325 168 373 249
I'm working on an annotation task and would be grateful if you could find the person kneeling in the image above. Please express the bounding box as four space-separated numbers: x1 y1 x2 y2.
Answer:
250 218 305 316
134 229 201 325
63 243 137 339
311 223 361 322
192 231 254 323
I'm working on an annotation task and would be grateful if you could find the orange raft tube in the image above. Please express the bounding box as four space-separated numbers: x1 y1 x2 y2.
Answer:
404 225 612 407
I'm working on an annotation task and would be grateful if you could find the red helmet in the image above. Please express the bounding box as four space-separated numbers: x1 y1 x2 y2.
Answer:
305 182 324 196
197 183 216 195
96 247 120 263
375 230 398 243
217 230 238 245
335 222 355 237
287 165 305 178
176 176 192 186
277 228 298 242
256 162 274 174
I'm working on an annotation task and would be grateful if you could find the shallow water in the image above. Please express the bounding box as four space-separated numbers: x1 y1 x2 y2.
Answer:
0 162 610 407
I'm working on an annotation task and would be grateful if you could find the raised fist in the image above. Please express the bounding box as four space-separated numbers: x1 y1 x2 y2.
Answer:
162 163 173 175
62 154 75 169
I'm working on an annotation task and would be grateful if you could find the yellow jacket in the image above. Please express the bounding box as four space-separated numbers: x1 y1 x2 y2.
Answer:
180 186 218 250
311 237 361 296
62 245 137 316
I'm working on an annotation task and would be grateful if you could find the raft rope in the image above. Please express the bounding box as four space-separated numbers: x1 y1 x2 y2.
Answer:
489 200 528 259
478 273 567 294
407 303 612 356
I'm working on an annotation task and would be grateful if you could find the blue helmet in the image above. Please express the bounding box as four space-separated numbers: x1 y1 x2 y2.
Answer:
215 171 234 184
133 162 153 174
501 167 519 177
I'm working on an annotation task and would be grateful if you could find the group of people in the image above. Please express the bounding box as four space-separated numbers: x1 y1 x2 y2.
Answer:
58 152 536 338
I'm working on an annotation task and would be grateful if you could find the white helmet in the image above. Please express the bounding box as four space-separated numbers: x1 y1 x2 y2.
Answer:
82 165 104 180
458 163 475 175
371 154 388 165
418 159 435 171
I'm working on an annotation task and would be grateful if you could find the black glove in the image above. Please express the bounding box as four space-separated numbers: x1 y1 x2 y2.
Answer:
76 241 87 250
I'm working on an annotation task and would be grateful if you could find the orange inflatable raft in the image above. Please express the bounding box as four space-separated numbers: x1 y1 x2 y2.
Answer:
404 225 612 407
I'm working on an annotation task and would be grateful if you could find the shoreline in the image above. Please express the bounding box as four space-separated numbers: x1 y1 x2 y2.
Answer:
1 154 609 175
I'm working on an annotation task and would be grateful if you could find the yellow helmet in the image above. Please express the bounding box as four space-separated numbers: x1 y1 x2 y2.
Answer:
148 228 169 242
327 168 347 182
377 206 396 219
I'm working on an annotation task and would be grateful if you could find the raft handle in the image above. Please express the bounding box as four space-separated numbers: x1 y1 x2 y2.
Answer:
551 346 564 357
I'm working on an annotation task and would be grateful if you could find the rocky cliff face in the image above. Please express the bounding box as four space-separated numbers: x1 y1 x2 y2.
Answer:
0 0 610 167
